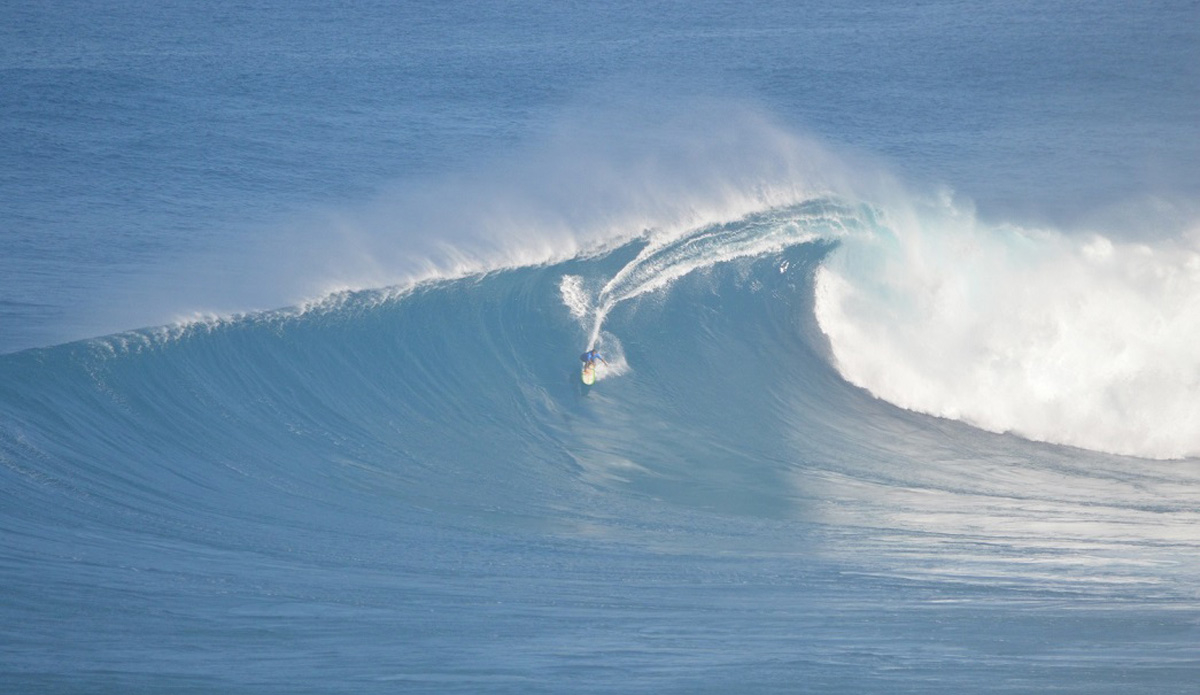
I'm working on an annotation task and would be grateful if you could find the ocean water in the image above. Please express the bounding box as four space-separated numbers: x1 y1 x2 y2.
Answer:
3 1 1200 692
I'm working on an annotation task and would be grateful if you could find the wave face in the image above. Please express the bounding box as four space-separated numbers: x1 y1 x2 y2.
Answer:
3 202 1200 693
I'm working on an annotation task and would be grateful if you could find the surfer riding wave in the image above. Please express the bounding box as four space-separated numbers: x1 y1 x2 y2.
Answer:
580 348 607 369
580 348 607 385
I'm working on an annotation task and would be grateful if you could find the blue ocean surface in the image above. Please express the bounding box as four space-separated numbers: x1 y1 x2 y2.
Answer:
3 1 1200 693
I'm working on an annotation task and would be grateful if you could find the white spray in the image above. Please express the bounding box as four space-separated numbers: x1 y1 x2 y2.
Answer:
560 201 855 379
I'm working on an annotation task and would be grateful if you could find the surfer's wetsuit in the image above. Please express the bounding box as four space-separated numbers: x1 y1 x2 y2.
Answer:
580 350 606 367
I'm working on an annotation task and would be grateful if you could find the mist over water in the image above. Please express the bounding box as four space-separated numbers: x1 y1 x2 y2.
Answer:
5 1 1198 352
113 99 858 334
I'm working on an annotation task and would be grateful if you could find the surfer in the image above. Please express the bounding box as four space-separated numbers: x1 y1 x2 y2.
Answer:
580 348 607 369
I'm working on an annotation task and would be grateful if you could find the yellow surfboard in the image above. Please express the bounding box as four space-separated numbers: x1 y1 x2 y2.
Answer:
581 363 595 385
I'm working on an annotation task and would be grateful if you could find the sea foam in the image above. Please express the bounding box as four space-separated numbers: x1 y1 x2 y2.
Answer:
814 194 1200 459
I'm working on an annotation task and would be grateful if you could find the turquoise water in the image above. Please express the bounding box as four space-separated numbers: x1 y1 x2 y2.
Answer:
3 2 1199 692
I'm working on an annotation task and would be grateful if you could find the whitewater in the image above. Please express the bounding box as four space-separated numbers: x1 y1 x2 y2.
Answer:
4 1 1200 692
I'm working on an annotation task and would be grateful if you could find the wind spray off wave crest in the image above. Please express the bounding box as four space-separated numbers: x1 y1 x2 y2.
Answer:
148 98 853 347
814 194 1200 459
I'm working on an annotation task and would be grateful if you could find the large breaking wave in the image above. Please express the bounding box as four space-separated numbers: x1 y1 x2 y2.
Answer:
49 96 1200 462
8 192 1198 498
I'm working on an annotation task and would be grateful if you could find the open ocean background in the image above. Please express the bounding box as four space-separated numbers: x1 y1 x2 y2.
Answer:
3 1 1199 692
